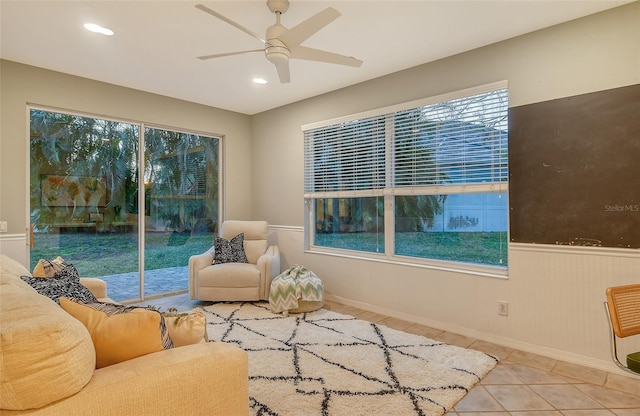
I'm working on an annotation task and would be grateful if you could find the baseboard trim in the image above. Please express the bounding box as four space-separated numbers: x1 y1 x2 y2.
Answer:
324 293 636 378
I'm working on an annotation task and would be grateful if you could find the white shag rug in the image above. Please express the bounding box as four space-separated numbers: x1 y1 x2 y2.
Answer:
199 302 498 416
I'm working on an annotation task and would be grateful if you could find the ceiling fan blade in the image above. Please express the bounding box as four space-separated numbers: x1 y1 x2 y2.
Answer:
290 46 363 68
195 4 265 44
273 60 290 83
279 7 340 47
197 49 264 60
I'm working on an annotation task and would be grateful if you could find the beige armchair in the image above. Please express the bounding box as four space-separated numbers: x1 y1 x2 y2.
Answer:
189 220 280 301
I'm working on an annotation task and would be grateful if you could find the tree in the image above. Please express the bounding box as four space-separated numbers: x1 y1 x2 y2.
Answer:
144 128 218 232
29 110 138 230
29 110 219 233
393 108 447 232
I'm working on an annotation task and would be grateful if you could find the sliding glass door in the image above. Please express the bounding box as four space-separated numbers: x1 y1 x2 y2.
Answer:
29 108 219 302
142 128 219 299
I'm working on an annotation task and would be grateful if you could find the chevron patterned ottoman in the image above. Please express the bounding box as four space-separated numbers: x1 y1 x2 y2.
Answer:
269 265 324 316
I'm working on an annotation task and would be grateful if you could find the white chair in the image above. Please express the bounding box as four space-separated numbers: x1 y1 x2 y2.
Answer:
189 220 280 301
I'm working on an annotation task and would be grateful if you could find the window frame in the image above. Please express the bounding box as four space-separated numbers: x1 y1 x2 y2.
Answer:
302 81 509 278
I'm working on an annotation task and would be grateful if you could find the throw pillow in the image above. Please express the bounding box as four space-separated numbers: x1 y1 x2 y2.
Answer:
32 256 68 278
60 298 174 368
162 309 208 347
213 232 248 264
21 264 97 305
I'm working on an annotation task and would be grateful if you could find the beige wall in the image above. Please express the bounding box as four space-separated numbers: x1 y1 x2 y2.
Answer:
0 60 253 237
250 1 640 226
250 2 640 374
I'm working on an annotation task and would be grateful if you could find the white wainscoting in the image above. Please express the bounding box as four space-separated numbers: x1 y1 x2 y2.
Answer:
0 233 28 266
269 225 640 376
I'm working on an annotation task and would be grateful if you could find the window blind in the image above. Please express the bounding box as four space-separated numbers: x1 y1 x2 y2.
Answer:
304 116 386 193
304 88 508 194
393 89 508 187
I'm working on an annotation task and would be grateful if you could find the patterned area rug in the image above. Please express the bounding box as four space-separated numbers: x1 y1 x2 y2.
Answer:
199 302 498 416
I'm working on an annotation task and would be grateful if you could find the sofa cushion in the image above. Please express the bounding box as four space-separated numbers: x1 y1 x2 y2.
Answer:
0 271 95 410
199 262 261 287
60 298 174 368
21 264 98 305
213 233 248 265
0 254 31 278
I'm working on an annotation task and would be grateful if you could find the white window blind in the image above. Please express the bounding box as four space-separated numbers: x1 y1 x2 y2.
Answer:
304 116 386 194
304 88 508 194
393 89 508 188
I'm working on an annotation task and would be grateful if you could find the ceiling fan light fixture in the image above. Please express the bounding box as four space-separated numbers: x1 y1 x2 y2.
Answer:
252 78 268 84
83 23 114 36
266 50 289 66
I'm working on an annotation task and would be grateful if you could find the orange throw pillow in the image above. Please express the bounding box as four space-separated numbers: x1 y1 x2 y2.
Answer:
60 298 173 368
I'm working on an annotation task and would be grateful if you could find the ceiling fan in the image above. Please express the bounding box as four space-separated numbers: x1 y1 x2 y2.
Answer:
195 0 363 83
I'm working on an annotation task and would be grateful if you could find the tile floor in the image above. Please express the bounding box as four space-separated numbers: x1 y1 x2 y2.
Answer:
132 292 640 415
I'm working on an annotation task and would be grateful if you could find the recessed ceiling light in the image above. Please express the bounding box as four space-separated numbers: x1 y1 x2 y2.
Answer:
252 78 268 85
84 23 114 36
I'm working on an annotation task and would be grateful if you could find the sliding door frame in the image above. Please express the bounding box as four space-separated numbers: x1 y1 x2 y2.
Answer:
26 104 223 302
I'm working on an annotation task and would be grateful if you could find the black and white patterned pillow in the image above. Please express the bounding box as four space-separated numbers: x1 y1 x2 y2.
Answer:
53 262 81 281
213 232 249 265
21 264 97 305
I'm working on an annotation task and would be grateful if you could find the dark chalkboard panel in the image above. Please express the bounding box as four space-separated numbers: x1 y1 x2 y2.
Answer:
509 84 640 249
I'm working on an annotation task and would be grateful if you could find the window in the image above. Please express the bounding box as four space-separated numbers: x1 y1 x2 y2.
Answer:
303 82 508 271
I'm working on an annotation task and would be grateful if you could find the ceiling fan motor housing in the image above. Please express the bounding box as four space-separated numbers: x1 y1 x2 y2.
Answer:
265 40 290 64
265 23 290 64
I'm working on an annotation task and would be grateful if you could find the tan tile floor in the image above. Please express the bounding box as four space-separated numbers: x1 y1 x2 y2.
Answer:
135 293 640 415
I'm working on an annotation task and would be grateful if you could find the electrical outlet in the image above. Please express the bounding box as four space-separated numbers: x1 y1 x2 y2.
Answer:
498 300 508 316
0 221 7 233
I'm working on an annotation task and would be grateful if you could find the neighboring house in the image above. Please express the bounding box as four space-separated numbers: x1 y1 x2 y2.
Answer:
428 120 508 233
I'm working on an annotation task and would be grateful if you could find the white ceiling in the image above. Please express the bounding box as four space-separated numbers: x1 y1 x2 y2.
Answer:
0 1 632 115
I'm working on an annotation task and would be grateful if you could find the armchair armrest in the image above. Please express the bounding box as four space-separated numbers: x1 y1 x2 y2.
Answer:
188 247 215 299
257 245 280 299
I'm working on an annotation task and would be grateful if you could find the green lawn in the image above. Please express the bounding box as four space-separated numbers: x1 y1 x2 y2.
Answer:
315 231 507 266
31 232 213 276
31 230 506 277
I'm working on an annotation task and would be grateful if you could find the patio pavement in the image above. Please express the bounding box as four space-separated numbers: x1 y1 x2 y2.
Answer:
99 266 188 303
